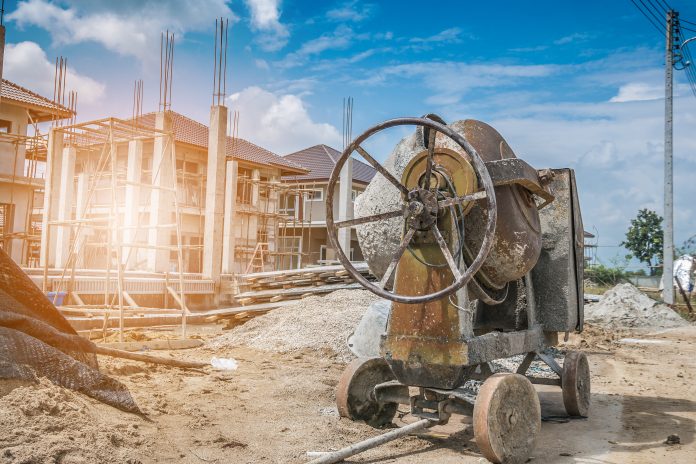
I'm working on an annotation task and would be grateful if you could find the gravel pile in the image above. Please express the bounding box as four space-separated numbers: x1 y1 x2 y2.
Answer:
210 289 380 361
585 283 688 329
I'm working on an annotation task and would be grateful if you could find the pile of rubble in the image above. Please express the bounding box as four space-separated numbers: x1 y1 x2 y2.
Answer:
210 289 380 362
584 283 688 329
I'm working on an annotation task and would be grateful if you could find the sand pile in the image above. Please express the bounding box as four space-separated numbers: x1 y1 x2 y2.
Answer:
0 378 149 463
210 289 379 361
585 283 688 329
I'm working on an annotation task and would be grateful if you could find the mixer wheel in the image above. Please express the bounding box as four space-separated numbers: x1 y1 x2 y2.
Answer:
562 351 591 417
473 373 541 464
336 357 406 428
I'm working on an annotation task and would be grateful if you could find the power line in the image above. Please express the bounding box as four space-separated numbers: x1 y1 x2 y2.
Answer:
648 0 668 14
638 0 668 26
630 0 667 35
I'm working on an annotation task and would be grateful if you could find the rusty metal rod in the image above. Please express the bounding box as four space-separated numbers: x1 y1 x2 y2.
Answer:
306 419 434 464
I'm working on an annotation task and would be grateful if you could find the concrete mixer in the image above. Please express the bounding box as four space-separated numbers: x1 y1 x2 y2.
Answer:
313 115 588 464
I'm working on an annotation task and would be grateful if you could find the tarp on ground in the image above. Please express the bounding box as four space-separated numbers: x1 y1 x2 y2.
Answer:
0 247 140 413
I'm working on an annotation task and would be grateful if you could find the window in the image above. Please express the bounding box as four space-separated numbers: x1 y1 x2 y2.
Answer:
236 167 252 205
260 176 269 199
279 193 297 216
319 245 327 261
0 120 12 134
351 189 362 201
258 227 269 244
305 188 323 202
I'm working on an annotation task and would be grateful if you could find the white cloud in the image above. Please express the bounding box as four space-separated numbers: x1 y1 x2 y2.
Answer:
553 32 593 45
4 41 105 105
7 0 235 62
610 82 663 102
277 25 354 68
244 0 289 51
409 27 464 44
228 86 341 154
327 1 374 22
358 61 560 105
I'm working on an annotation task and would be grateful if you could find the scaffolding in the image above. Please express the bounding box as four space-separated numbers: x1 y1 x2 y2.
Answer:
232 173 317 273
0 128 48 266
40 116 191 341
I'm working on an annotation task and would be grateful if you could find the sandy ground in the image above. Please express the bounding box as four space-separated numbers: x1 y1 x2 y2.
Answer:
2 322 696 464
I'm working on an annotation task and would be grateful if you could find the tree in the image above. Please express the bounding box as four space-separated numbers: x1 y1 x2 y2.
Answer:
621 209 664 276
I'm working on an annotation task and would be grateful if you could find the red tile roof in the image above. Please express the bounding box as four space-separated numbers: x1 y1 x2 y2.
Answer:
282 144 376 184
1 79 73 122
137 111 307 175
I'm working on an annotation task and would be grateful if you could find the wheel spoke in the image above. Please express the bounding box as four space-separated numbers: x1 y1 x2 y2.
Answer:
355 145 410 196
378 227 416 289
334 207 406 228
431 225 462 280
437 190 487 209
423 128 436 190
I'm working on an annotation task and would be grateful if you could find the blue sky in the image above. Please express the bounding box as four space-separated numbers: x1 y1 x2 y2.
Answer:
4 0 696 269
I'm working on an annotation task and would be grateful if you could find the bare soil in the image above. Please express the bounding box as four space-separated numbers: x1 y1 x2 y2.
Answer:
2 323 696 463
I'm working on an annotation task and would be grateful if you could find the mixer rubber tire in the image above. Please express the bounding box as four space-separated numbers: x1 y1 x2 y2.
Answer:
336 357 406 428
473 373 541 464
562 351 591 417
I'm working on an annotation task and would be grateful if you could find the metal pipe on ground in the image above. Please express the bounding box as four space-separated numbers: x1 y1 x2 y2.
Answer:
306 418 434 464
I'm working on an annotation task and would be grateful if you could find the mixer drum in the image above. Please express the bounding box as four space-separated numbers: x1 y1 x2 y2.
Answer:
355 119 541 294
456 120 542 290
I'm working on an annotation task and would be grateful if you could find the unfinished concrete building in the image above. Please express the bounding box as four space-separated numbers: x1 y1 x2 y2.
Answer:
280 144 376 268
0 79 73 266
35 108 307 307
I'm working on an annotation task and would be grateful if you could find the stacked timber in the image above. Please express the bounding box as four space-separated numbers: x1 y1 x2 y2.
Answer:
233 263 375 306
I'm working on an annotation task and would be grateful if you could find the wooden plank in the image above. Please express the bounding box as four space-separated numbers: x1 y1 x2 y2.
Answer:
97 339 204 351
121 291 139 308
70 292 86 306
234 282 363 300
238 263 370 281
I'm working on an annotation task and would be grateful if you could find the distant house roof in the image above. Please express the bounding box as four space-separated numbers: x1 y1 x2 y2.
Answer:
137 111 307 175
282 144 376 184
1 79 73 122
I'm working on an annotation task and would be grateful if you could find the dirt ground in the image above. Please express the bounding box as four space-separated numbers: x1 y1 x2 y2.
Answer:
2 322 696 464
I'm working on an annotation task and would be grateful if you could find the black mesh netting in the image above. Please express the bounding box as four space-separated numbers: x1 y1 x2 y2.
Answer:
0 248 140 413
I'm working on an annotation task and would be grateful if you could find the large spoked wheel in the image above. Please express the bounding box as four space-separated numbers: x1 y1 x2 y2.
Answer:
325 117 498 304
562 351 591 417
473 373 541 464
336 357 407 428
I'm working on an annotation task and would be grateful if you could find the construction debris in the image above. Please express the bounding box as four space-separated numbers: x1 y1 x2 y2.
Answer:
584 283 689 329
232 264 375 305
210 289 380 361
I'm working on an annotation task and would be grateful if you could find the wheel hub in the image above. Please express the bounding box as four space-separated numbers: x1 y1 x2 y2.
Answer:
407 188 439 230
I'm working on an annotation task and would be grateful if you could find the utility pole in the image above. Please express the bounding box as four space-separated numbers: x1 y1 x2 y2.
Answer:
663 10 675 305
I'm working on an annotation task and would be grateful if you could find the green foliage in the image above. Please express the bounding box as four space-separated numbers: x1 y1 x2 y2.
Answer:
621 209 664 276
585 264 627 286
676 234 696 256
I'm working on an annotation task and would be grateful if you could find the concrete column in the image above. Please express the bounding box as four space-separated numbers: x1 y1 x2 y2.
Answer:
54 147 76 268
123 139 143 270
221 160 238 274
251 168 260 206
147 112 174 272
74 172 88 268
40 128 64 268
337 157 353 259
268 175 279 253
202 105 228 280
